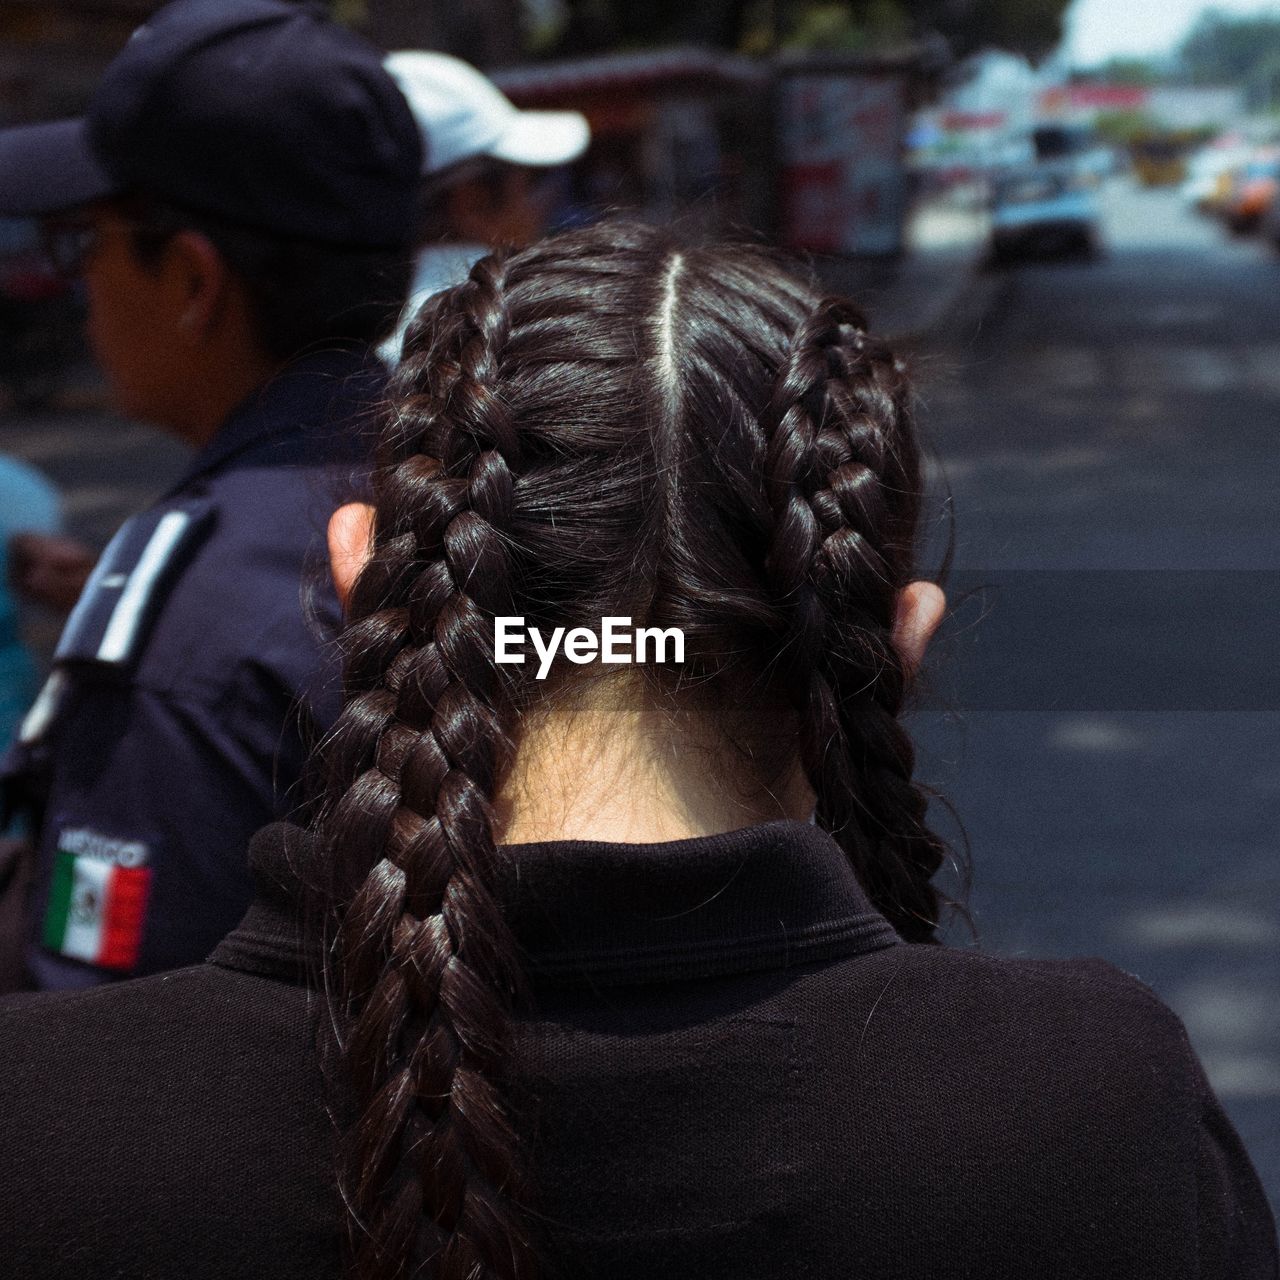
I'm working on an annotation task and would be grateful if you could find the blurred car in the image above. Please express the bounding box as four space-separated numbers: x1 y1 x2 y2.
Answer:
988 162 1101 263
1182 145 1252 213
1221 153 1280 234
1076 144 1119 182
0 218 81 410
1255 172 1280 251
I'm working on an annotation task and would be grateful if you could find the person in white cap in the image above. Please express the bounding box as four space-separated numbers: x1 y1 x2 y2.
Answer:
380 51 590 362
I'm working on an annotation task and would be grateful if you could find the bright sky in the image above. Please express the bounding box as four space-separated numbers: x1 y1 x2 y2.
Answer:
1067 0 1280 64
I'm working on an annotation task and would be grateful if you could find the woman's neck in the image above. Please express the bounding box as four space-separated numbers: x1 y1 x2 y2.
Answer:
496 693 814 845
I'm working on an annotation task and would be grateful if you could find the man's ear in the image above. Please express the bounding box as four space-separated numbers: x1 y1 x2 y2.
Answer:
328 502 376 614
166 229 229 343
445 178 497 243
891 580 946 678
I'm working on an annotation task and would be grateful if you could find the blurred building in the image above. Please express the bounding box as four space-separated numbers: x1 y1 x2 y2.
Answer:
1147 87 1245 132
908 52 1043 183
0 1 150 124
497 44 942 258
1038 83 1245 133
495 48 772 238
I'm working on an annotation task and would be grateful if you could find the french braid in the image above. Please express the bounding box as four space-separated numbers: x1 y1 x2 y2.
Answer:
759 298 947 941
322 255 533 1280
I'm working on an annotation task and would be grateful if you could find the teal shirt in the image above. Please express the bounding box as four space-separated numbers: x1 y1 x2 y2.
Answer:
0 455 60 747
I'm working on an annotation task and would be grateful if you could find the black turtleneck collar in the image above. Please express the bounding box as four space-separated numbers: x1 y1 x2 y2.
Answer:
209 820 902 988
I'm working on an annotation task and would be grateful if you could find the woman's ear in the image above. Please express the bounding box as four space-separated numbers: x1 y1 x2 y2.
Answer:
327 502 375 614
892 580 946 678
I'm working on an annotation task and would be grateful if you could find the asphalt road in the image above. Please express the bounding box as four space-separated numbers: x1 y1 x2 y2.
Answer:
914 179 1280 1210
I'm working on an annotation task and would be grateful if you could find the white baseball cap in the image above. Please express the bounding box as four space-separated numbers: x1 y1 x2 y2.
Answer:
385 50 590 177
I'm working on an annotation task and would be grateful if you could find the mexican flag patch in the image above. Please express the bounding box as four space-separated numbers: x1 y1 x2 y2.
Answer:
42 829 152 972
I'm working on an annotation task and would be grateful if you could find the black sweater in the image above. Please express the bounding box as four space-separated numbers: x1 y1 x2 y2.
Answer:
0 820 1274 1279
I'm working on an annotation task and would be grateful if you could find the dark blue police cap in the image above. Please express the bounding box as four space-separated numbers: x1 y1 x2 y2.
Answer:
0 0 423 248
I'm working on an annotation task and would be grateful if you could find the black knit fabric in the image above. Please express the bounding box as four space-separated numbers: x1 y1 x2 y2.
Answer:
0 820 1274 1279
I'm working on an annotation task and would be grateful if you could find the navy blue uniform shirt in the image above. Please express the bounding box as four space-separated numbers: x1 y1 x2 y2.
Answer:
2 348 382 989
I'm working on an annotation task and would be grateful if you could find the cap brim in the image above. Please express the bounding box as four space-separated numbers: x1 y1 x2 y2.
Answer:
488 111 590 169
0 118 117 217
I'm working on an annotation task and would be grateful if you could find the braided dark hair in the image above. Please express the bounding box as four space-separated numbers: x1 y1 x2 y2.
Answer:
316 220 953 1280
759 297 947 940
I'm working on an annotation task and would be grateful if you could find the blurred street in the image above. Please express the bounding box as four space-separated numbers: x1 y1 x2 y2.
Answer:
917 177 1280 1207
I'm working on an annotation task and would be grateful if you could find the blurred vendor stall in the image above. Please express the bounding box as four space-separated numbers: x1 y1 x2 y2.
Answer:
494 48 771 237
775 46 940 257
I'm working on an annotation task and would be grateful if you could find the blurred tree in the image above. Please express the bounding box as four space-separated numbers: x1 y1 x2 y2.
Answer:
1093 56 1164 87
1250 48 1280 114
354 0 527 66
546 0 1068 60
1179 11 1280 84
781 0 912 52
1093 108 1157 145
552 0 754 52
913 0 1067 62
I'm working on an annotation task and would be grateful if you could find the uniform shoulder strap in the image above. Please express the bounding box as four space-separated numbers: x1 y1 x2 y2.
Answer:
53 499 216 668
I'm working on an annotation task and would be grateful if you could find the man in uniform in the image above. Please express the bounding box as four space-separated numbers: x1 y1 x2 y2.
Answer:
0 0 421 989
379 50 590 361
